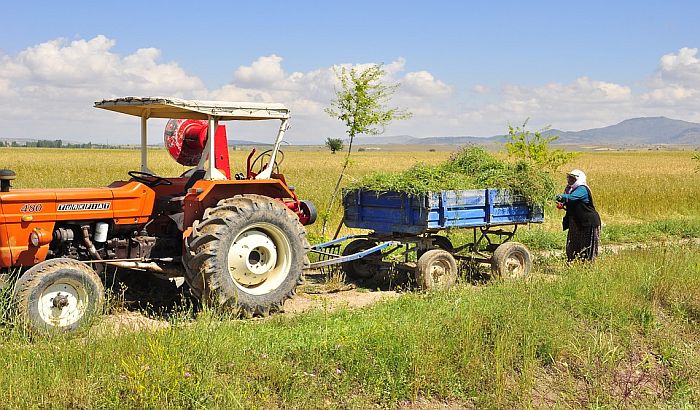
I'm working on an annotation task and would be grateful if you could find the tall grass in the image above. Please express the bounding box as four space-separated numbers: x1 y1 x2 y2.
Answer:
1 147 698 240
565 151 699 220
0 244 697 408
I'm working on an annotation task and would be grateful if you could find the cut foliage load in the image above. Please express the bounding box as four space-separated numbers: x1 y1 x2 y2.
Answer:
351 146 557 204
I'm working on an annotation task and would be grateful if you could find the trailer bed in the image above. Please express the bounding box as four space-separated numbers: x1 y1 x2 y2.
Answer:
343 189 543 235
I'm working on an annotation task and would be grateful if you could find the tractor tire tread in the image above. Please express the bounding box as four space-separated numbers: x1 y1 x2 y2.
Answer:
13 258 104 334
183 194 309 316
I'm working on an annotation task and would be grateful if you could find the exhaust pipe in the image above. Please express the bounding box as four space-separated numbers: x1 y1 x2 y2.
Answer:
0 169 16 192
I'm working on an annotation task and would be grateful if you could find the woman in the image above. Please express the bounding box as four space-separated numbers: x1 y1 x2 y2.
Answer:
555 169 601 262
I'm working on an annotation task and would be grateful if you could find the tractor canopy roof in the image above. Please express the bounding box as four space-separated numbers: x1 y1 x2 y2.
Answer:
94 96 290 121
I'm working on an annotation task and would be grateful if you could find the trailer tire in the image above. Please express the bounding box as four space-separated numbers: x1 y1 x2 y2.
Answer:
415 249 458 291
184 194 310 316
491 241 532 279
341 239 381 280
13 258 104 334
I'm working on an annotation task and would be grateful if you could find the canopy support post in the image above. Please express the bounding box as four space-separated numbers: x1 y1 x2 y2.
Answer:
140 111 154 174
256 118 289 179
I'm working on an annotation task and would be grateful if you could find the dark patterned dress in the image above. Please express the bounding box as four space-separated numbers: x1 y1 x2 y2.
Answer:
557 185 601 262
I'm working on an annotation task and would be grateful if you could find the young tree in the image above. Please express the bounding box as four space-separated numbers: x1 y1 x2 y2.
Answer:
323 64 411 236
325 137 344 154
505 120 574 172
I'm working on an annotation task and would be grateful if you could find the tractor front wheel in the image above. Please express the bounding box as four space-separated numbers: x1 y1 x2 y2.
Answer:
184 194 310 316
13 258 105 334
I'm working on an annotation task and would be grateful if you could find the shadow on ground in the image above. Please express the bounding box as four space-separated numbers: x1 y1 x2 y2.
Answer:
101 268 195 319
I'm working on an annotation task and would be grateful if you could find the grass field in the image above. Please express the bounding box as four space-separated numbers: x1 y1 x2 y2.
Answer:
0 146 699 408
0 244 697 408
4 147 699 243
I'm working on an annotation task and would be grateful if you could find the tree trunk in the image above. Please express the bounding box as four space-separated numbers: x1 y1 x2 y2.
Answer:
321 133 355 237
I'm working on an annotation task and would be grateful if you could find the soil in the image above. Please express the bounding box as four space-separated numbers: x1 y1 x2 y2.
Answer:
283 286 399 315
95 267 402 332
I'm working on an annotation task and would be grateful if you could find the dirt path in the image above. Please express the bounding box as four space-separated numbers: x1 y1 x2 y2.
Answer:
283 287 400 315
537 237 700 259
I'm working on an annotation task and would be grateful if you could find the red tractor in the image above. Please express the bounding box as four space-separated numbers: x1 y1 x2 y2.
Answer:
0 97 316 333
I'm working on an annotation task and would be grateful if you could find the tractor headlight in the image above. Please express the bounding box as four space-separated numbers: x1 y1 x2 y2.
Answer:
29 231 40 247
29 228 50 247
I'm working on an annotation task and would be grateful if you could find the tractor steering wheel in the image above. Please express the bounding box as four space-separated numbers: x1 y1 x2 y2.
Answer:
250 149 285 175
128 171 173 187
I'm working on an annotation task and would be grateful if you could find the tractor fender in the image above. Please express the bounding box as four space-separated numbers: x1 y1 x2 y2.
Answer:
182 179 296 231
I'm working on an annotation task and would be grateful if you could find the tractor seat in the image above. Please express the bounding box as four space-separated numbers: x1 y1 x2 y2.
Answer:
156 169 207 214
183 169 206 192
168 169 206 203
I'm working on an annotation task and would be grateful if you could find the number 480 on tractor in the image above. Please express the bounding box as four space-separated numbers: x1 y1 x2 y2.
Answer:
0 97 316 333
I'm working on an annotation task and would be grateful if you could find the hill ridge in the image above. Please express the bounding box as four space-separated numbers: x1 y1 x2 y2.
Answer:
353 116 700 145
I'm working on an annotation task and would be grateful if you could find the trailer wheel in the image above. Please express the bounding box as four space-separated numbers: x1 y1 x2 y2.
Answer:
415 249 458 290
341 239 380 279
184 194 310 316
13 258 104 334
491 242 532 279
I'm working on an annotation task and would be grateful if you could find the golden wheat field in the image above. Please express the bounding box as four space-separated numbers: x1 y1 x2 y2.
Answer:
1 147 698 237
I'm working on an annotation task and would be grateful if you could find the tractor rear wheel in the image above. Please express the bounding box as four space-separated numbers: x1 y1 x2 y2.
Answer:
13 258 104 334
184 194 310 316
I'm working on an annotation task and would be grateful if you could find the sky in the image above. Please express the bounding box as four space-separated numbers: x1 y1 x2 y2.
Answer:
0 0 699 144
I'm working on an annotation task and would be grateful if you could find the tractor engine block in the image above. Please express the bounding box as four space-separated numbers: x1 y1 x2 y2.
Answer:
104 235 156 260
49 224 157 262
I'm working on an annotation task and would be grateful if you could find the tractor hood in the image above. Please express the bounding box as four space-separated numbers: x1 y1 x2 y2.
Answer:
94 97 290 121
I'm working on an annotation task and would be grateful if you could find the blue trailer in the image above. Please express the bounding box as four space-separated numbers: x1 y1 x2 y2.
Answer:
309 188 543 289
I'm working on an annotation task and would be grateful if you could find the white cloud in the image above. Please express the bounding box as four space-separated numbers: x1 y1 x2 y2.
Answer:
214 48 700 139
233 54 286 86
401 71 452 97
0 38 698 143
641 47 700 108
472 84 490 94
383 57 407 76
658 47 700 84
432 48 700 134
642 86 696 105
0 35 206 142
17 36 118 85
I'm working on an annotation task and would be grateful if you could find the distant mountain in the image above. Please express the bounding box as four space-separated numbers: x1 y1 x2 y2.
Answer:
353 134 503 145
542 117 700 145
230 139 272 146
352 117 700 146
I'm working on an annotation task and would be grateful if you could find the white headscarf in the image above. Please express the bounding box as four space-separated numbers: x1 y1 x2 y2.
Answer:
567 169 588 191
